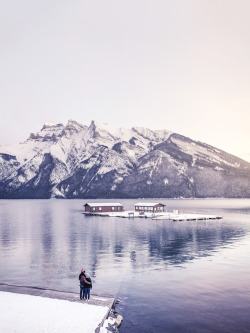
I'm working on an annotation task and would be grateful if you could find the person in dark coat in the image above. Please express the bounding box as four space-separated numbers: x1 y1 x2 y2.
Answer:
83 273 92 301
79 269 91 300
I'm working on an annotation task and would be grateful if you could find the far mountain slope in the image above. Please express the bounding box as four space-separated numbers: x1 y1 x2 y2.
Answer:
0 120 249 199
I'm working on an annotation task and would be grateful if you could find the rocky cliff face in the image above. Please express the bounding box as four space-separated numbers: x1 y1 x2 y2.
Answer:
0 120 250 199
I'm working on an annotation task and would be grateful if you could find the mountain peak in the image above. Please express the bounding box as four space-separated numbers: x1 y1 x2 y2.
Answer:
66 119 82 127
41 122 64 131
65 120 87 133
1 120 250 199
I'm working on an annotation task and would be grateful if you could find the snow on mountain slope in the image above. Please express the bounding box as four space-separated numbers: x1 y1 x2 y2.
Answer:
171 136 244 169
0 120 250 199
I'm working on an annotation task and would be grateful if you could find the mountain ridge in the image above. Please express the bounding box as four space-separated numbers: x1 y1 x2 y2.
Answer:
0 120 250 199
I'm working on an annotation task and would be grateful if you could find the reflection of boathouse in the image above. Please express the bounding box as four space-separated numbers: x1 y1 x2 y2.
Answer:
84 203 124 213
134 202 166 213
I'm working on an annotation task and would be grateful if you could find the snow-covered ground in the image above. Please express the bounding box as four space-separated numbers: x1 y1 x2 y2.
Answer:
0 291 109 333
106 211 222 220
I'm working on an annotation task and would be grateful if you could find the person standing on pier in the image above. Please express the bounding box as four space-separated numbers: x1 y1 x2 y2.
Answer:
79 269 91 300
84 273 92 301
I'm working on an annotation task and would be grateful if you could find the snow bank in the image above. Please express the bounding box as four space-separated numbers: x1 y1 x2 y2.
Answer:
0 291 109 333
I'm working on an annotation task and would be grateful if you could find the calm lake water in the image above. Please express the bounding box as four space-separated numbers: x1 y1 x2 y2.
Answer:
0 199 250 332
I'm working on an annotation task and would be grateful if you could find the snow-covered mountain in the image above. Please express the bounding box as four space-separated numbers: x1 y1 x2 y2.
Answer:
1 120 250 199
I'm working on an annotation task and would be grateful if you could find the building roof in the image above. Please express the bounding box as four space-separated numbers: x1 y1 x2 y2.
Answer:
84 203 123 207
134 202 166 207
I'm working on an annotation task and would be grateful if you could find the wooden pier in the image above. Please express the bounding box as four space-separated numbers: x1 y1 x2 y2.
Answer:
0 283 115 332
153 213 223 221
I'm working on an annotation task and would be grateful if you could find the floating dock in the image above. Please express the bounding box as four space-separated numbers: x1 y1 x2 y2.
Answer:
153 212 223 221
83 210 222 221
83 202 222 221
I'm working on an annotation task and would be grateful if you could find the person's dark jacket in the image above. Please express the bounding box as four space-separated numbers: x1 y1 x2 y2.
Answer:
79 272 91 286
79 272 85 285
84 277 92 289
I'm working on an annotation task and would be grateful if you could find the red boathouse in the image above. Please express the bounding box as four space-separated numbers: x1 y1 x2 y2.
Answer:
134 202 166 213
84 203 124 213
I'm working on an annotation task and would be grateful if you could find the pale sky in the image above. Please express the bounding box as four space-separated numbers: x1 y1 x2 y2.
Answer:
1 0 250 161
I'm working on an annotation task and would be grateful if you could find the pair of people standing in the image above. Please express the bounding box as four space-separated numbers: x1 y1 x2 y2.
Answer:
79 269 92 301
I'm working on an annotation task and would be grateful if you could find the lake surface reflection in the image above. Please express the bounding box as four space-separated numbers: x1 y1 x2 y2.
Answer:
0 199 250 332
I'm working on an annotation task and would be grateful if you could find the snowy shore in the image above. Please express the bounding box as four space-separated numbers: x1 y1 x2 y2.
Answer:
0 291 113 333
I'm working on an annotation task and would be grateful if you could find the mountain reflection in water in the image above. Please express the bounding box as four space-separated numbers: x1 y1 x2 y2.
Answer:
0 199 250 333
